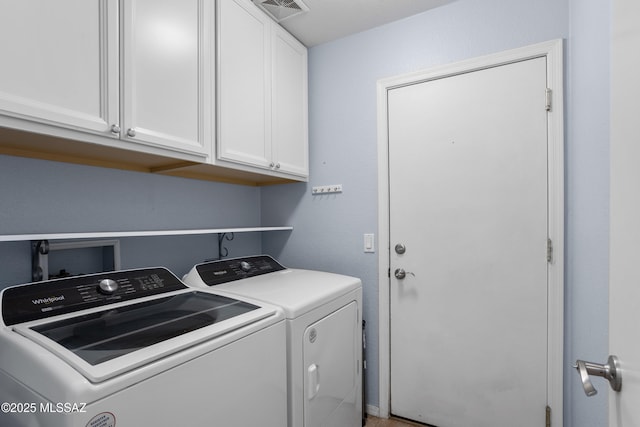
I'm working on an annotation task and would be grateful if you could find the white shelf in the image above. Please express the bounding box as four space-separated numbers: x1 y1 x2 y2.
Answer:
0 226 293 242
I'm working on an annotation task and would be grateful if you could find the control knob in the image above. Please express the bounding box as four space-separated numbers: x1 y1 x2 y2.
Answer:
240 261 252 272
98 278 118 295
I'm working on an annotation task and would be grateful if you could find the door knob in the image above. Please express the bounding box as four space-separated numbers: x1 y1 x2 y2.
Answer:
574 355 622 396
394 268 414 279
395 243 406 254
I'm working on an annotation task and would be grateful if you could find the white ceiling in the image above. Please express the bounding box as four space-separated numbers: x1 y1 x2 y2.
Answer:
268 0 457 47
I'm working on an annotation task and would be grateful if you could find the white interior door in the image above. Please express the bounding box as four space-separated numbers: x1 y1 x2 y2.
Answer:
388 57 550 427
609 0 640 424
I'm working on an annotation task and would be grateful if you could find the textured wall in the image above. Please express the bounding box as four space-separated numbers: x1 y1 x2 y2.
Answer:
0 155 262 287
263 0 610 425
565 0 611 425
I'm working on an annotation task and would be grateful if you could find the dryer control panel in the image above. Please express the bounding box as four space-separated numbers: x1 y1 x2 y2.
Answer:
1 267 186 326
195 255 286 286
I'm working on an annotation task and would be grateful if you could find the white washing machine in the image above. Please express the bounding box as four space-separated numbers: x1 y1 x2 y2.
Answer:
0 267 287 427
183 255 363 427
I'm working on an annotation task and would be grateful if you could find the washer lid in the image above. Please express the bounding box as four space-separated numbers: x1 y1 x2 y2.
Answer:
13 289 274 383
3 268 277 383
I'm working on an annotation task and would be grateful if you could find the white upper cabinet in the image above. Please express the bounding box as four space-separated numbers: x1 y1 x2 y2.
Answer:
0 0 119 135
121 0 212 157
0 0 212 161
217 0 272 169
272 25 308 177
217 0 308 179
0 0 306 184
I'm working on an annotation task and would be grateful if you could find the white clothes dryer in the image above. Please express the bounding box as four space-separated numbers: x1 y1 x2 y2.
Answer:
0 267 287 427
183 255 363 427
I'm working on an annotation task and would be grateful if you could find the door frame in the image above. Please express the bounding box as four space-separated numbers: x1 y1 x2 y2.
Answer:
376 39 565 426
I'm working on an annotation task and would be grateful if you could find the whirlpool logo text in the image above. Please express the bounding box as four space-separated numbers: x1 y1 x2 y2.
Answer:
31 295 65 305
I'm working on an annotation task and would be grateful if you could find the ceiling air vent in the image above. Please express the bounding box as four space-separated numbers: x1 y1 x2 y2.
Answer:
253 0 309 23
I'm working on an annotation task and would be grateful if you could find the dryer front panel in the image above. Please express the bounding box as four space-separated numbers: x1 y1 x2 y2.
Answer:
303 301 359 427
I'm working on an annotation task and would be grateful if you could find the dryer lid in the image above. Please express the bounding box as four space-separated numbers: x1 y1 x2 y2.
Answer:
185 257 362 318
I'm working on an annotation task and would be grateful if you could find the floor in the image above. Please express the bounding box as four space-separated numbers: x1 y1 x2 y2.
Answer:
365 415 424 427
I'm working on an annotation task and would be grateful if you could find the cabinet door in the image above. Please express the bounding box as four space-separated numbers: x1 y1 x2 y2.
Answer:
217 0 272 169
272 26 308 177
121 0 212 158
0 0 118 135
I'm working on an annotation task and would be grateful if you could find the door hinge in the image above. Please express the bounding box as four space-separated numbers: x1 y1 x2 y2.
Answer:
545 88 552 111
547 238 553 263
546 405 551 427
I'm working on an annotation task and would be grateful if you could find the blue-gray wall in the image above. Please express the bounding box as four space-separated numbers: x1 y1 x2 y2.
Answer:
0 1 610 426
565 0 610 425
262 0 609 426
0 155 264 285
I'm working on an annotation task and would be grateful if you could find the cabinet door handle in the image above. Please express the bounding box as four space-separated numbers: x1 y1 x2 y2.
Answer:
275 163 281 169
110 124 121 135
126 128 136 137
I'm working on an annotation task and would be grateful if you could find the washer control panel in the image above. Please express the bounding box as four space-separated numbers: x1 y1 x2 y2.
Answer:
1 267 187 326
98 278 119 295
195 255 286 286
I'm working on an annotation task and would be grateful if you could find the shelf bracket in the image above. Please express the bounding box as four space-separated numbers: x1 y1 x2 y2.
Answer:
218 232 235 259
31 240 49 282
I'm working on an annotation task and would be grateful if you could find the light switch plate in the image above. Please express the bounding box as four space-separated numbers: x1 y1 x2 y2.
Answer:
364 233 375 253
